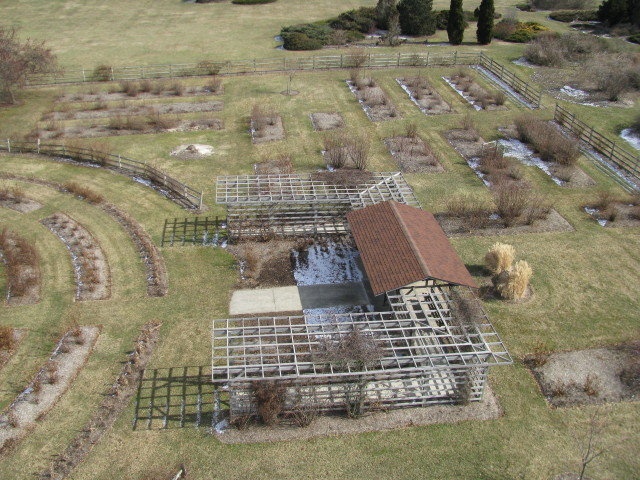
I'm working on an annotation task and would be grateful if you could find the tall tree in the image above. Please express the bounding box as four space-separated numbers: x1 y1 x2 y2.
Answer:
0 27 58 104
397 0 436 36
476 0 495 45
447 0 465 45
375 0 397 30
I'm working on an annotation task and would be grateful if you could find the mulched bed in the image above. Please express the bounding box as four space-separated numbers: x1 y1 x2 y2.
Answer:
39 322 161 479
0 326 101 455
216 385 503 444
310 112 345 131
34 117 223 140
584 199 640 229
56 84 222 104
254 157 293 175
435 209 574 237
43 100 223 121
444 71 507 111
385 136 444 173
525 342 640 408
347 78 400 122
227 240 297 289
396 77 452 115
251 115 285 144
40 213 111 301
0 194 41 213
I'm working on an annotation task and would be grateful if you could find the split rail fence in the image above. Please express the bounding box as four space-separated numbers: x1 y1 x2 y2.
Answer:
554 104 640 189
26 51 541 108
0 140 203 209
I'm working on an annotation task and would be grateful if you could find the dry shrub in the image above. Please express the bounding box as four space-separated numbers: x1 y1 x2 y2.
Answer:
478 146 510 174
119 80 139 97
45 361 59 384
405 122 419 139
514 115 580 166
139 79 153 93
0 186 25 201
495 260 532 300
205 75 222 94
0 325 16 351
349 68 361 84
593 190 616 210
459 112 477 133
587 53 640 101
493 182 532 226
252 380 287 426
168 81 185 96
523 192 553 225
347 137 370 170
524 341 550 368
446 194 493 230
583 374 600 396
251 104 278 134
286 398 319 428
0 228 39 298
485 243 515 275
230 414 253 430
63 182 105 204
7 410 19 428
348 48 369 68
493 91 507 106
323 132 349 169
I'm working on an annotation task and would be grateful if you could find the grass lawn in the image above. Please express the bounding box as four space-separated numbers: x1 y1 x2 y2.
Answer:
0 1 639 479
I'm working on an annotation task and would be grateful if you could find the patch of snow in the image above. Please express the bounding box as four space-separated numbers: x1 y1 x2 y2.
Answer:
561 85 588 99
442 77 482 111
133 176 153 187
170 144 214 157
512 57 535 68
346 80 375 120
584 207 607 226
466 156 491 187
292 241 363 286
214 419 229 433
496 138 564 186
620 128 640 151
274 35 283 42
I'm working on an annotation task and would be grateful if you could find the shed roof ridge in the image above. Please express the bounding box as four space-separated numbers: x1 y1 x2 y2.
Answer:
388 201 432 281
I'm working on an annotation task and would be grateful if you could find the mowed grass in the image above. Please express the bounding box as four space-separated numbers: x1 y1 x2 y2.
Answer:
0 1 639 479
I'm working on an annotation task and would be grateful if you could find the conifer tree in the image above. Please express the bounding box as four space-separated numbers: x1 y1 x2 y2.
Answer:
476 0 494 45
397 0 436 36
447 0 465 45
375 0 397 30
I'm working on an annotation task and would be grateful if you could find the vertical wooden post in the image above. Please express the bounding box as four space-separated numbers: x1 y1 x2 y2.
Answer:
199 192 203 210
82 68 86 82
6 139 10 153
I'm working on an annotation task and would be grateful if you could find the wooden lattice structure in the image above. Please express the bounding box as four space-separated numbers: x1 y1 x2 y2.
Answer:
215 173 419 239
211 285 511 419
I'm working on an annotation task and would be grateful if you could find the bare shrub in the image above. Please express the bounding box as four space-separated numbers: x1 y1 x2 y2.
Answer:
7 410 19 428
478 146 510 174
45 361 59 384
514 115 580 166
584 374 600 396
523 193 553 225
0 228 40 299
168 81 185 96
205 75 222 94
349 68 361 84
251 104 277 134
323 133 348 169
493 91 507 106
493 182 532 226
587 53 640 101
446 194 493 230
139 79 153 93
119 81 139 97
346 137 370 170
347 48 369 68
230 414 253 430
495 260 532 300
63 182 105 204
485 243 515 275
405 122 419 139
0 325 16 351
460 112 476 133
252 380 287 426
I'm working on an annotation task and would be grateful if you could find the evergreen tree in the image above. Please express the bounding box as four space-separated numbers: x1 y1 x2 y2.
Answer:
476 0 494 45
597 0 630 26
447 0 465 45
375 0 397 30
397 0 436 36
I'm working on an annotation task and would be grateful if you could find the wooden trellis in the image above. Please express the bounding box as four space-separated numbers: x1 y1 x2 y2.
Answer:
211 286 511 417
216 173 420 239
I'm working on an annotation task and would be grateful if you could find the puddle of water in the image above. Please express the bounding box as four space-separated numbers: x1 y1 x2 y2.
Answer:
292 241 363 286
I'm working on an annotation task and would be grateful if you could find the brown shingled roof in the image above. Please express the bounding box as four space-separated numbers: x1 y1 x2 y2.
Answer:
346 201 477 295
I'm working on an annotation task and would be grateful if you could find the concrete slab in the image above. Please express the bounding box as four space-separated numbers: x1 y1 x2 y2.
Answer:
298 282 370 309
229 286 302 316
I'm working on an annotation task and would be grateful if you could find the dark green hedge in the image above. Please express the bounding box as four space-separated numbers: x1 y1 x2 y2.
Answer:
232 0 277 4
549 10 598 22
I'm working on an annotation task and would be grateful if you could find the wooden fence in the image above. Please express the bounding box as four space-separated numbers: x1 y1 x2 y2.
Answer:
161 216 226 246
25 50 541 109
26 51 482 85
553 104 640 188
0 140 203 209
477 52 542 108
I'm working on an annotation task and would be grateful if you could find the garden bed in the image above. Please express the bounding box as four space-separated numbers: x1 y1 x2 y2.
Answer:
346 76 399 122
525 342 640 408
228 240 297 289
0 187 41 213
0 229 40 305
583 192 640 228
170 144 215 160
56 80 222 104
254 156 293 175
250 106 285 143
385 134 443 173
0 326 100 453
0 328 26 372
396 77 452 115
44 100 223 121
41 213 111 301
310 112 345 131
443 70 506 111
33 116 223 140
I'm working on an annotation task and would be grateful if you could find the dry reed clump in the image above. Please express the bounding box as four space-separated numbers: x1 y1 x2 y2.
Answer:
493 182 533 227
0 325 16 351
0 228 40 299
250 104 278 136
323 133 370 171
252 380 287 426
514 115 580 166
484 243 515 275
446 194 494 230
0 186 25 202
495 260 533 300
63 182 105 205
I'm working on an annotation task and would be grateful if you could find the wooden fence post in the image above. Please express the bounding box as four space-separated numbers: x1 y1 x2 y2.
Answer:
199 192 203 210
